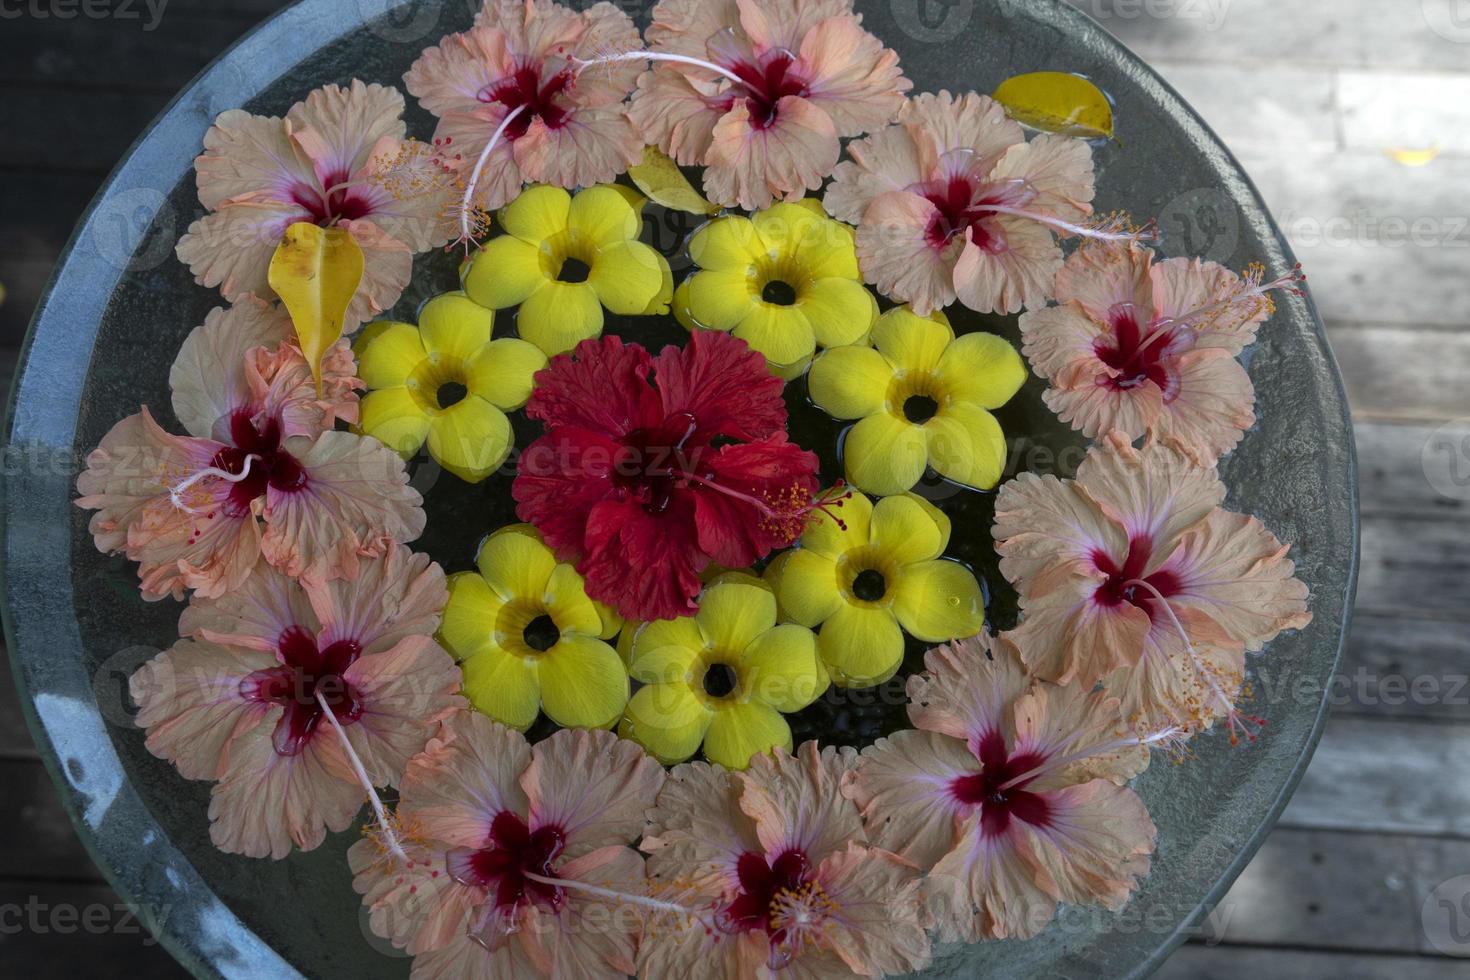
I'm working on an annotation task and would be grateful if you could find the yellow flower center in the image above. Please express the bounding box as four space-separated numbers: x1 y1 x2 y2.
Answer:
496 598 562 659
406 353 472 414
693 649 746 706
837 547 898 608
754 255 813 309
539 230 598 284
886 371 951 424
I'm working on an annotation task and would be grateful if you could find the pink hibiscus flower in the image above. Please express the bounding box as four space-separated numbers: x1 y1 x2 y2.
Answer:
845 633 1161 942
824 90 1148 316
622 0 910 210
1021 242 1306 462
404 0 643 242
512 331 822 622
76 298 424 600
992 432 1312 740
129 545 461 858
640 742 932 977
348 713 666 978
175 80 457 331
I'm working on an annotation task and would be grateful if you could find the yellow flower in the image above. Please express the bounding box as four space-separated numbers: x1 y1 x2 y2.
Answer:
767 490 984 688
809 306 1026 495
620 574 827 770
463 183 673 356
354 292 547 483
672 199 878 379
439 525 627 731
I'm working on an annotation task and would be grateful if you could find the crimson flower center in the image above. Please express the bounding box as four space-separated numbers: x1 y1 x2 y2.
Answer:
918 175 1018 253
242 626 364 757
612 411 701 514
1095 304 1177 395
725 849 814 938
1090 534 1183 615
212 409 308 517
291 168 375 226
950 732 1052 836
454 811 568 913
481 64 574 137
725 51 809 129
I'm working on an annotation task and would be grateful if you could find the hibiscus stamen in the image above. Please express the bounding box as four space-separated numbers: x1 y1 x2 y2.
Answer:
519 868 724 932
995 725 1182 792
683 475 849 542
767 880 837 967
1123 578 1264 746
457 103 529 251
1151 261 1307 339
169 454 261 514
314 689 408 863
980 205 1161 246
570 50 749 88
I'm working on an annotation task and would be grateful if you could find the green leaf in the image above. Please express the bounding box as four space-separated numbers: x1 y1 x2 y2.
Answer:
993 71 1114 140
626 145 718 215
268 222 365 393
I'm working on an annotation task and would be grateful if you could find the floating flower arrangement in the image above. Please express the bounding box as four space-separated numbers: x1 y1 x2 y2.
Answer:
76 0 1314 975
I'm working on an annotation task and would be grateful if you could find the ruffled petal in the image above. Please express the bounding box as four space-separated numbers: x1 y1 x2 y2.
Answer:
854 191 960 315
848 728 978 867
398 711 532 849
521 726 665 855
704 96 839 211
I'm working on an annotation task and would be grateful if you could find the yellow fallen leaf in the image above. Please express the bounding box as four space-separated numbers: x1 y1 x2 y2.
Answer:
1386 146 1440 167
268 222 364 393
626 145 718 215
993 71 1114 141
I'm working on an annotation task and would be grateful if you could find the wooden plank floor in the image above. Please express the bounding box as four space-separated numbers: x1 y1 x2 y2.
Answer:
1 1 1466 976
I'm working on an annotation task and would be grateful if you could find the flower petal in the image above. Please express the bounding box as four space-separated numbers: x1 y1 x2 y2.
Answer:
541 563 605 639
808 344 894 419
703 701 792 770
588 240 666 315
501 183 571 243
427 398 512 482
684 267 760 331
688 215 763 271
742 623 824 712
843 412 928 496
355 320 427 390
516 280 604 356
848 728 979 868
537 634 630 729
924 402 1008 490
800 486 872 561
869 493 946 565
460 646 541 730
621 684 710 764
465 337 547 411
696 579 778 653
566 184 640 247
772 547 844 627
440 571 504 660
419 292 494 359
628 617 705 684
936 331 1028 410
522 726 665 858
733 303 817 371
476 525 557 602
891 559 985 642
359 387 432 457
797 277 877 348
463 235 548 309
872 305 955 373
818 604 905 687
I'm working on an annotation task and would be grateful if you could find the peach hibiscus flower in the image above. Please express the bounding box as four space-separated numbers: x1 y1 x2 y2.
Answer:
1021 242 1306 462
825 90 1137 316
176 80 456 331
624 0 910 210
846 633 1161 942
640 742 932 977
76 298 424 600
129 546 461 858
404 0 643 240
992 433 1312 740
349 713 665 978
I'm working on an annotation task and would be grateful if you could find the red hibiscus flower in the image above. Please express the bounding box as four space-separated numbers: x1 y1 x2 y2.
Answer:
513 331 821 621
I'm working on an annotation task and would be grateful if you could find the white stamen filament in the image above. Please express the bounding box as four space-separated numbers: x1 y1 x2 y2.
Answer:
1123 578 1244 723
314 689 408 863
572 50 748 88
996 726 1181 792
169 454 261 514
459 103 528 247
979 203 1152 242
519 869 718 927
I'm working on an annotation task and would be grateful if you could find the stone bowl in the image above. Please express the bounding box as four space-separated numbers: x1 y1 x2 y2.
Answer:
0 1 1358 976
